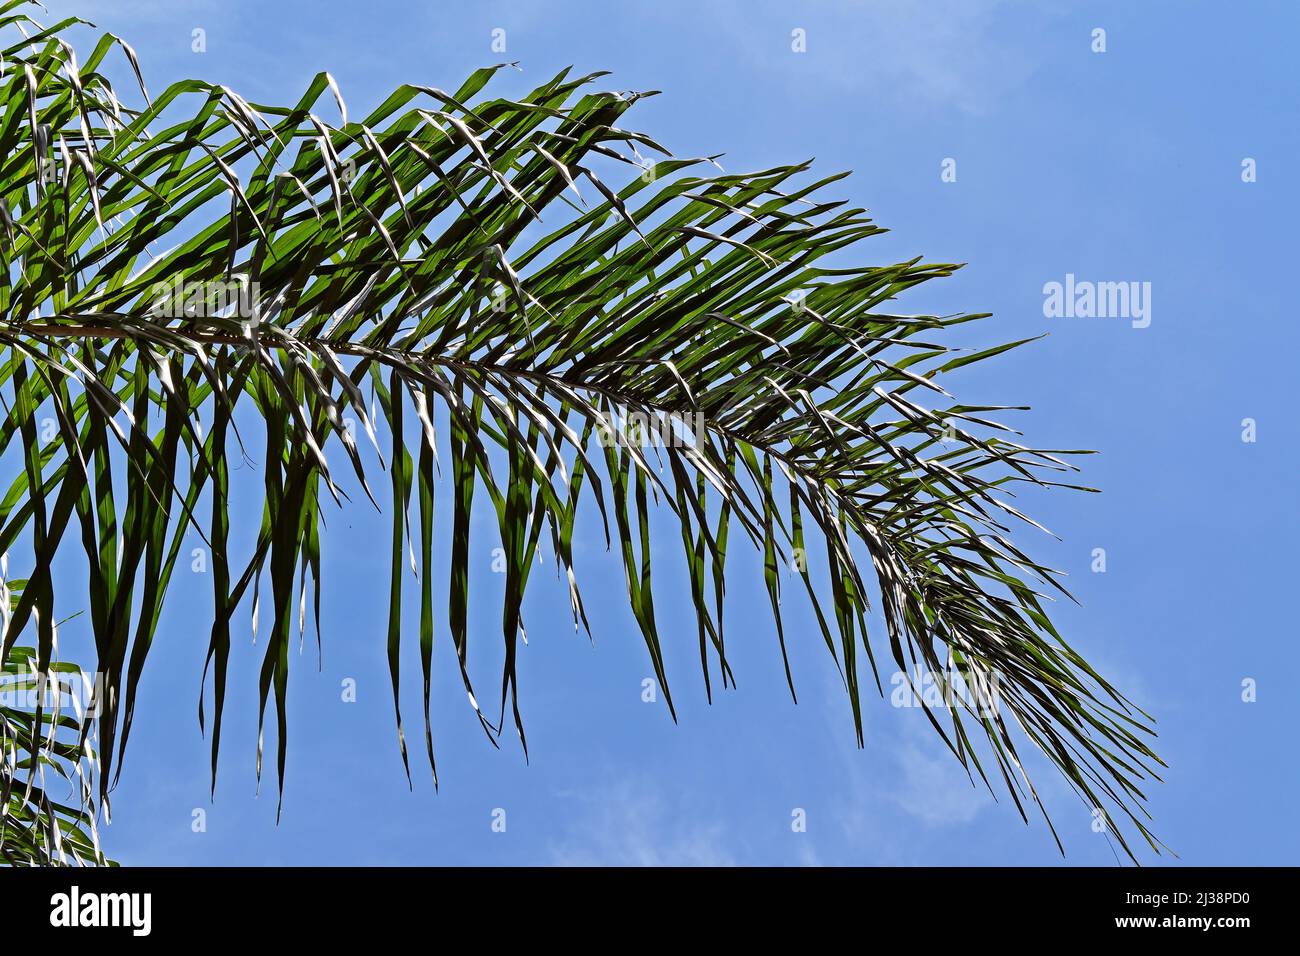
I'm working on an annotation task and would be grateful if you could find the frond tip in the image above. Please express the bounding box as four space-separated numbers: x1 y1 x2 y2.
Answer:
0 1 1162 862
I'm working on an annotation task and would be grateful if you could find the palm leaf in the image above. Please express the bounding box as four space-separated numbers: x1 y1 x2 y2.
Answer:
0 1 1163 863
1 572 110 865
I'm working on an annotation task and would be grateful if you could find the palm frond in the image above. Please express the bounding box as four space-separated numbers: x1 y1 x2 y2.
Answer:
1 570 110 865
0 1 1163 862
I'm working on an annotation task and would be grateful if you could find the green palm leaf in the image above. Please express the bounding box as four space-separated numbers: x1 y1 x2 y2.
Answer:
0 1 1163 863
1 573 110 865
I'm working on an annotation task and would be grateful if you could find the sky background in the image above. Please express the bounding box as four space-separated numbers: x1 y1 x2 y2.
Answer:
26 0 1298 865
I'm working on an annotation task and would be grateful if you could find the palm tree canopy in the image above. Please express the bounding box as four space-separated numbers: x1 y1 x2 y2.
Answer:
0 1 1162 865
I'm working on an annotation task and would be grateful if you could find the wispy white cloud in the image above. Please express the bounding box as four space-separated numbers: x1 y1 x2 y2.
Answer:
549 776 736 866
673 0 1073 116
816 671 992 861
888 720 989 826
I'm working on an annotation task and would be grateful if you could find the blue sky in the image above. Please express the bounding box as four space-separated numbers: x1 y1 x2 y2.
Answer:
31 0 1298 865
